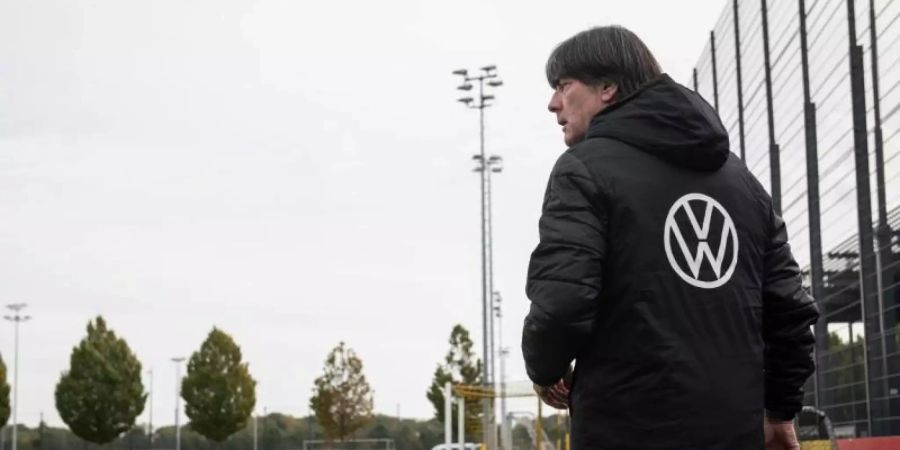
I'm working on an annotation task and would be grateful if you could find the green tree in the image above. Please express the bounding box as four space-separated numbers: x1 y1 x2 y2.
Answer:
366 423 389 440
0 353 10 428
393 424 422 450
826 331 865 408
512 423 532 450
417 424 441 450
181 328 257 444
309 342 374 443
55 316 146 444
426 325 482 437
260 414 284 450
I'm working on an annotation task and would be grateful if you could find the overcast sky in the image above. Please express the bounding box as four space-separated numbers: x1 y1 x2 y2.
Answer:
1 0 726 428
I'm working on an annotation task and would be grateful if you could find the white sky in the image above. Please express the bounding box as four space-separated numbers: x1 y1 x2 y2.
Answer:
0 0 726 428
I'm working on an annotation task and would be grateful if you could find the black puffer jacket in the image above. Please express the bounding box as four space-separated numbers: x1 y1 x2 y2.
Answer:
522 75 819 449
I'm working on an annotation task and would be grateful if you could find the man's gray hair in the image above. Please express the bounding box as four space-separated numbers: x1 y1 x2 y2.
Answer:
546 26 662 100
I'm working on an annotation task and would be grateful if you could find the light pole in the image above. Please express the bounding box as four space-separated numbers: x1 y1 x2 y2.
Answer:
453 65 503 450
171 357 185 450
493 292 509 450
485 155 502 386
485 155 502 448
147 369 154 447
262 406 267 450
4 303 30 450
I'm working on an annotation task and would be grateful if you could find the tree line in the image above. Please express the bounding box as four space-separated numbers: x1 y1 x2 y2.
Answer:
0 319 551 449
0 413 449 450
0 316 380 448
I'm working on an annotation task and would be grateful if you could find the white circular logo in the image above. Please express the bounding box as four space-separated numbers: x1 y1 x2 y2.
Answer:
663 193 739 289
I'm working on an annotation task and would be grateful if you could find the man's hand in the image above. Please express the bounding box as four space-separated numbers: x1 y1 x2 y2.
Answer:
534 379 569 409
764 417 800 450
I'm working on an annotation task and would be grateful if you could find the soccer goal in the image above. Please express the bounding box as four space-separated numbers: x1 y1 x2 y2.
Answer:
300 438 396 450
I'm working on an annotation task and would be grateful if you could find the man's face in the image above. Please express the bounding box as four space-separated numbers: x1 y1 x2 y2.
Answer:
548 78 617 146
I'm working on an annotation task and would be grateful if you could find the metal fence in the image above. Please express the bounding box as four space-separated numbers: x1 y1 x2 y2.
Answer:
691 0 900 438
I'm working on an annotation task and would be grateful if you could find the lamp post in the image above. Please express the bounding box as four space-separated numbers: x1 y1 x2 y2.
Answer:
485 154 502 394
262 407 268 450
453 65 503 450
171 357 185 450
4 303 30 450
147 369 154 447
493 292 510 450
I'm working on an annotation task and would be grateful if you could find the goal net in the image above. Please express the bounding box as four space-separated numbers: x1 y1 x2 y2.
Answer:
300 438 396 450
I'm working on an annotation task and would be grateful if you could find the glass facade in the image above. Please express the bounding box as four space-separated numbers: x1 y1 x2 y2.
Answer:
691 0 900 437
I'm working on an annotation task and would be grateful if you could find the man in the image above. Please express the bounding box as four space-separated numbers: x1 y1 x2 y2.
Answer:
522 26 819 450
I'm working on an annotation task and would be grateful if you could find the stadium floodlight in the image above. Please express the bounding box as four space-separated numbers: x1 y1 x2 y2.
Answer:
5 303 30 450
449 64 503 450
489 155 503 173
172 357 186 450
473 154 484 172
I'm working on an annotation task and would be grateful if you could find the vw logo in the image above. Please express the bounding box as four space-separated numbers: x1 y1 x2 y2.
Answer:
663 193 739 289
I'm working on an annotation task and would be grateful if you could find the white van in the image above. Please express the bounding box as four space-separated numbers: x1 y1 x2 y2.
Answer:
429 444 482 450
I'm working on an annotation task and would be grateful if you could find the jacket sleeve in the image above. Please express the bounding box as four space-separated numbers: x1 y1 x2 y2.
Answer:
762 205 820 420
523 152 607 387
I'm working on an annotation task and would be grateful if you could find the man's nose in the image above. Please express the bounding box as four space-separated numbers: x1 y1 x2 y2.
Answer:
548 92 561 113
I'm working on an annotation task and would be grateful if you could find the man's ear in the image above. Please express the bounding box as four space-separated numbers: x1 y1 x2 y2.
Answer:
600 83 618 102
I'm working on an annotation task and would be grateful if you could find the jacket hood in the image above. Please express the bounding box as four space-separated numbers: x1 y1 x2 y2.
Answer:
585 74 730 171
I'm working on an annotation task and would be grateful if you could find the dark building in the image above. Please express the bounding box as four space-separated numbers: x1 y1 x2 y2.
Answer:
691 0 899 438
